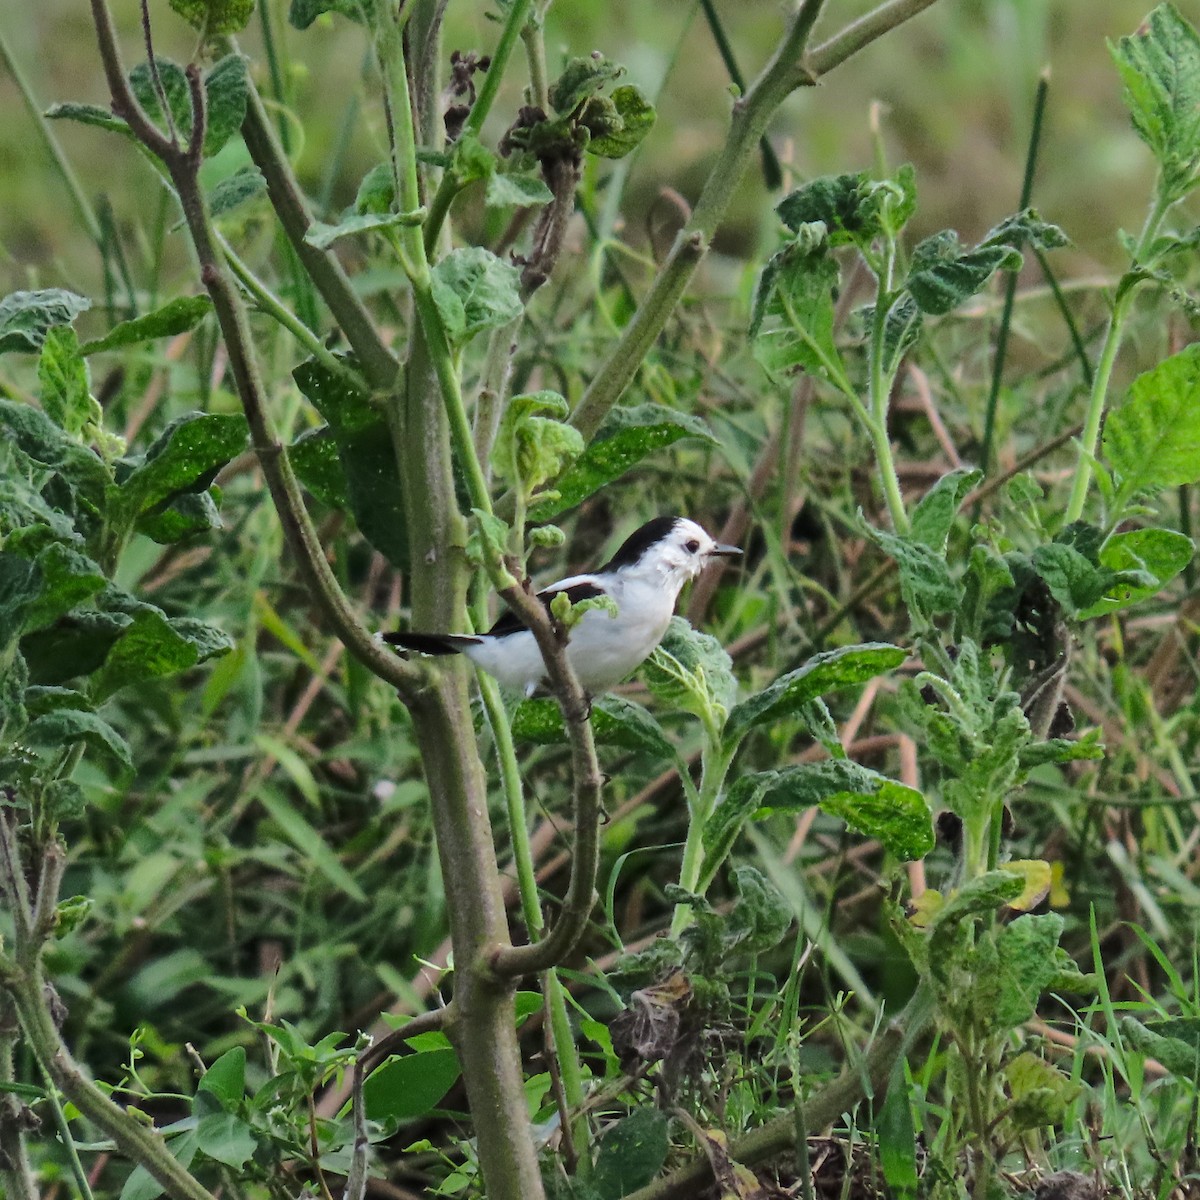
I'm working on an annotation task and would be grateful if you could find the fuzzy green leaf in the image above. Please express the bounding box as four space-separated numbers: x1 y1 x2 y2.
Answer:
910 468 983 550
21 543 106 634
45 102 132 139
128 59 193 141
587 85 656 158
1077 528 1194 619
751 241 841 378
484 171 554 209
0 553 44 649
363 1048 461 1121
512 695 675 762
528 404 716 522
1104 344 1200 503
491 390 583 500
304 209 426 249
430 248 523 345
293 359 407 569
1031 543 1109 615
26 708 132 770
81 296 213 356
867 526 958 618
593 1107 669 1200
137 490 224 544
1111 4 1200 202
38 326 95 437
289 426 347 509
643 616 737 721
288 0 374 27
776 171 912 248
1004 1052 1083 1130
993 913 1066 1028
168 0 256 35
725 643 905 742
907 229 1022 315
0 290 91 356
116 412 249 524
548 54 625 115
353 162 395 215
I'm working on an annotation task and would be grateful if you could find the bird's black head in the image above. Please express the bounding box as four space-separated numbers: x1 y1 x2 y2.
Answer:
601 516 685 572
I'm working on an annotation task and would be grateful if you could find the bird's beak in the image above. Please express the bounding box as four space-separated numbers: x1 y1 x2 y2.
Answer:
709 543 742 558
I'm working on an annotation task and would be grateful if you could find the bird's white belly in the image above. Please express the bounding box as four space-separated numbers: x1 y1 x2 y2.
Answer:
462 586 673 695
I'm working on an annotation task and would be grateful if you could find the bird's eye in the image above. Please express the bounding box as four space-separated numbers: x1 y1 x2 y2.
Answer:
685 539 701 554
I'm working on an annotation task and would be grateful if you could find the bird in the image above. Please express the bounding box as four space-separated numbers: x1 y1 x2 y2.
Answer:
381 516 741 696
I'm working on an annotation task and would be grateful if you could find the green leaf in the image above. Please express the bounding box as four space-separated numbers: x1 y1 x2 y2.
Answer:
293 359 408 569
485 170 554 209
127 55 248 158
906 228 1022 315
354 162 395 214
492 391 583 501
643 616 737 721
592 1106 669 1200
91 599 233 701
1104 344 1200 503
1031 543 1108 615
722 865 792 955
1122 1016 1200 1081
168 0 256 35
1077 528 1194 619
38 326 95 437
128 59 193 141
1111 3 1200 202
0 399 110 511
304 209 426 250
195 1112 256 1168
529 404 716 522
548 54 625 115
363 1048 461 1121
725 643 905 743
288 0 374 27
910 468 982 550
120 1131 198 1200
21 543 106 634
878 1063 919 1198
776 172 909 249
45 102 132 140
115 412 248 525
985 208 1070 253
993 912 1066 1028
198 1047 246 1109
0 290 91 355
81 296 213 355
255 785 368 902
137 489 224 544
512 695 676 762
0 553 45 649
866 526 958 619
1004 1052 1083 1130
20 609 131 685
751 241 841 379
25 708 132 771
749 761 934 861
587 85 657 158
429 247 523 346
289 426 346 509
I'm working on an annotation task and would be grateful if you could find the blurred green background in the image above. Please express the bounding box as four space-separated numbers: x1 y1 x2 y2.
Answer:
0 0 1173 305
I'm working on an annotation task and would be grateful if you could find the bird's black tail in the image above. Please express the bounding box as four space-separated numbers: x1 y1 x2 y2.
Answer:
379 632 481 657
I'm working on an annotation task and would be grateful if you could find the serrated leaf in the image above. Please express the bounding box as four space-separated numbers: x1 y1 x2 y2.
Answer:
587 85 656 159
744 761 933 861
25 708 132 770
776 172 904 249
1111 4 1200 202
511 695 675 762
1077 528 1193 619
429 247 523 345
289 0 374 27
1004 1051 1082 1129
115 412 248 525
0 553 44 649
1104 344 1200 503
293 359 407 569
722 865 792 955
643 616 737 720
484 171 554 209
910 468 982 550
81 296 213 355
491 390 582 500
592 1106 669 1200
1000 859 1052 912
725 643 905 742
866 525 958 619
38 325 95 437
1031 543 1108 615
993 912 1066 1028
0 290 92 356
0 399 110 512
906 229 1022 315
751 242 841 378
529 405 716 522
363 1048 461 1121
168 0 256 35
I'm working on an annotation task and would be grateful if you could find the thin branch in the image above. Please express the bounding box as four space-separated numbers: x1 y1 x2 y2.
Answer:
358 1003 453 1079
342 1059 369 1200
0 813 33 951
489 583 604 979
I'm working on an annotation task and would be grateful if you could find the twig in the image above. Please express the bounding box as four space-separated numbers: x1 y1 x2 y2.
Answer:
358 1004 452 1079
342 1059 370 1200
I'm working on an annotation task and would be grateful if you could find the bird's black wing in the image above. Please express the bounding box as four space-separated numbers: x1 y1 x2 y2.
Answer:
486 580 608 639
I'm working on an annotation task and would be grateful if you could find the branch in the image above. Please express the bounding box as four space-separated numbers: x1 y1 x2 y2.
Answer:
489 583 604 978
622 982 936 1200
358 1003 453 1078
234 59 399 389
568 0 941 444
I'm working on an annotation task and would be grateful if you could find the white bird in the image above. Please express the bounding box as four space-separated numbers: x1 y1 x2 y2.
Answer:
382 516 741 696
